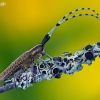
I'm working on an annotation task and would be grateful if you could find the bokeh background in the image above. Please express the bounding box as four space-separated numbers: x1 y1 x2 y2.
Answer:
0 0 100 100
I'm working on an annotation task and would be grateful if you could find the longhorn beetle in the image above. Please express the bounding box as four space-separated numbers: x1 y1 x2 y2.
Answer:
0 7 100 82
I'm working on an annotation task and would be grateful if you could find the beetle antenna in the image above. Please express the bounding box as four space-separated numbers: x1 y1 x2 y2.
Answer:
41 8 100 45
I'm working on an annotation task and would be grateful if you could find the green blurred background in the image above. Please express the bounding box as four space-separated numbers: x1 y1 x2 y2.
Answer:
0 0 100 100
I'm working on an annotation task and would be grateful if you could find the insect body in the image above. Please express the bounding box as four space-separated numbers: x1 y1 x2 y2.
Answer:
0 7 100 83
0 44 44 82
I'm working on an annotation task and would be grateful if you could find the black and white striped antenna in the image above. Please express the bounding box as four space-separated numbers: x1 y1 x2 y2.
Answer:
41 8 100 45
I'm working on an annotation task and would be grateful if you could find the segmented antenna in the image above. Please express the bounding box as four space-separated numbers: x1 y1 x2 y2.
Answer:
41 8 100 45
62 8 99 19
